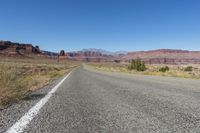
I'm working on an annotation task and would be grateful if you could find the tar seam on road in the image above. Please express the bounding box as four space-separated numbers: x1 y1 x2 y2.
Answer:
5 72 72 133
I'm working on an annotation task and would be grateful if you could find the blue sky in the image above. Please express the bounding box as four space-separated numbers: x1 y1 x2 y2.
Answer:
0 0 200 52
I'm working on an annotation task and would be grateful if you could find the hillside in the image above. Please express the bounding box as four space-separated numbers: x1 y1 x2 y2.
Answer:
1 40 200 64
0 40 42 56
0 41 59 58
122 49 200 64
67 50 114 62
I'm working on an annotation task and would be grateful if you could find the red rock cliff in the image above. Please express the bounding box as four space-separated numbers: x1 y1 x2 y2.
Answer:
0 41 41 56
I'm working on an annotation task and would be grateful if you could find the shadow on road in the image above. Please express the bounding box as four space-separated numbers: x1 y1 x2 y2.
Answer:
23 93 46 101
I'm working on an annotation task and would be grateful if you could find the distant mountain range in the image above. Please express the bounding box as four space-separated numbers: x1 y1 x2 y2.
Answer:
75 48 128 55
1 40 200 64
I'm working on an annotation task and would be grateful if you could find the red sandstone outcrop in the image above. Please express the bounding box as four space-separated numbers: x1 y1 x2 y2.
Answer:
1 40 200 64
121 49 200 64
0 41 41 56
59 50 65 56
67 49 200 64
58 50 68 59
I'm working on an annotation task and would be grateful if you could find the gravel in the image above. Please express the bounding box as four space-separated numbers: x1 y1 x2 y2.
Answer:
0 76 66 133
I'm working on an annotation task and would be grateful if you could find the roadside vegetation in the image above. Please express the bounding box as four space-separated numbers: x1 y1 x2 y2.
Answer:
0 56 78 109
88 62 200 79
128 59 146 71
184 66 193 71
159 66 169 72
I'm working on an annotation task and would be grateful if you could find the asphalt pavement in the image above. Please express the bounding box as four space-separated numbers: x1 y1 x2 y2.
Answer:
1 66 200 133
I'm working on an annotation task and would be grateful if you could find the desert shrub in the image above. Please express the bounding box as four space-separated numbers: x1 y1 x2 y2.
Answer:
184 66 193 71
159 66 169 72
128 58 146 71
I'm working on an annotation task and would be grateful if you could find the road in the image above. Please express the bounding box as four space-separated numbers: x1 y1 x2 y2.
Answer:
3 66 200 133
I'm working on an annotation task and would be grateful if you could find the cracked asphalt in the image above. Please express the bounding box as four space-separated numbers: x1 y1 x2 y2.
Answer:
2 66 200 133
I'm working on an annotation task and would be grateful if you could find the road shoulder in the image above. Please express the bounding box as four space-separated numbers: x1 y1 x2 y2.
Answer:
0 74 69 133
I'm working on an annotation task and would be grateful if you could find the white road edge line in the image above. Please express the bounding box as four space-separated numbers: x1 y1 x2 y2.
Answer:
6 72 72 133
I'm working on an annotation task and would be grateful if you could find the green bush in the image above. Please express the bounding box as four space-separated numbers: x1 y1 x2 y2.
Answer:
128 58 146 71
184 66 193 71
159 66 169 72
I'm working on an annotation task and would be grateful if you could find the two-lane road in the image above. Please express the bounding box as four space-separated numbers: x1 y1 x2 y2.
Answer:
5 66 200 132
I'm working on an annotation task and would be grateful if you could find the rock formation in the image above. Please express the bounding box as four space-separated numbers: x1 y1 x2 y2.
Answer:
67 49 200 64
1 40 200 64
58 50 68 59
121 49 200 64
59 50 65 56
0 41 41 56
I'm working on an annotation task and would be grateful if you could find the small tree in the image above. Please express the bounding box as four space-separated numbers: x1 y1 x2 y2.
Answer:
184 66 193 71
159 66 169 72
128 58 146 71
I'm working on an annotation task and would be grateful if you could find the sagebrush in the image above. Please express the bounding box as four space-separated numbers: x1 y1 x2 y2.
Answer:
128 59 146 71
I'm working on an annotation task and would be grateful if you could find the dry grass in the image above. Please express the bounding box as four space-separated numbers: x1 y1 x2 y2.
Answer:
0 56 79 108
88 62 200 79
